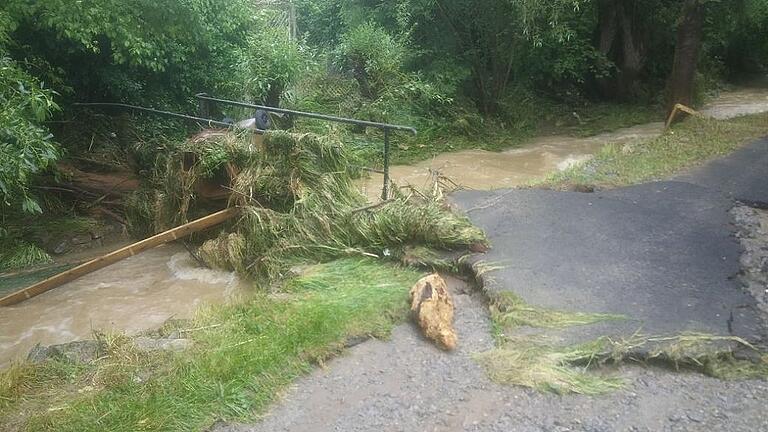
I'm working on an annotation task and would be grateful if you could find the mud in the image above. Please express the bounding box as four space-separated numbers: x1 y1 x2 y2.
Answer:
213 276 768 432
0 244 244 366
361 87 768 200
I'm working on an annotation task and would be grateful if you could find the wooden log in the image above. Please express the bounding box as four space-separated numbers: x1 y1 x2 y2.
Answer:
0 207 240 307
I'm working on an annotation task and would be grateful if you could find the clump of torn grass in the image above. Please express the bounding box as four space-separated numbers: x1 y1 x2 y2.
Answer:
490 291 625 331
0 257 423 431
475 337 624 395
475 292 628 395
133 129 486 281
0 240 53 272
477 291 768 394
544 112 768 189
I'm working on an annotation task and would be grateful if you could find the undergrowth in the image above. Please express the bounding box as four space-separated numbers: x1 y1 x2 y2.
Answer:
0 258 423 431
0 241 52 272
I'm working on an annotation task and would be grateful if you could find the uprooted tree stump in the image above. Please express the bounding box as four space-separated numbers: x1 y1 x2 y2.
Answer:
409 274 457 350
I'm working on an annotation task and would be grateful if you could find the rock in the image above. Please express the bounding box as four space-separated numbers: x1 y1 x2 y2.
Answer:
409 274 457 350
53 239 72 255
134 336 192 352
570 184 595 193
469 242 489 253
345 335 370 348
70 234 93 245
27 340 103 364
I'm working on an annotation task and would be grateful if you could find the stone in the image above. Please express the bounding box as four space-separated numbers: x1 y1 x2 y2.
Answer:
70 234 93 245
134 336 192 352
27 340 103 364
53 239 72 254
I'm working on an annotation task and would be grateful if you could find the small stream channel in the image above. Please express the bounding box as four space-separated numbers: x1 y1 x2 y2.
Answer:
359 87 768 198
0 245 244 366
1 87 767 367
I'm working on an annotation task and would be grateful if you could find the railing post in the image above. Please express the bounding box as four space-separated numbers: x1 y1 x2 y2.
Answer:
196 93 210 119
382 128 390 201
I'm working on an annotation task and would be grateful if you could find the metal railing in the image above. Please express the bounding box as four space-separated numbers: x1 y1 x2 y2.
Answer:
194 93 417 200
74 96 416 200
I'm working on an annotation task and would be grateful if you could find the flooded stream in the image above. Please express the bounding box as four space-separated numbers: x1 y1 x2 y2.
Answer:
2 87 767 368
360 86 768 198
0 244 244 366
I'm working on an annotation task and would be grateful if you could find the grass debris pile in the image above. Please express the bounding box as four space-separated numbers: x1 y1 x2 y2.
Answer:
132 129 487 280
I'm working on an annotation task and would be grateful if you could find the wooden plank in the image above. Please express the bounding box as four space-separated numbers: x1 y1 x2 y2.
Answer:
665 103 704 128
0 207 240 307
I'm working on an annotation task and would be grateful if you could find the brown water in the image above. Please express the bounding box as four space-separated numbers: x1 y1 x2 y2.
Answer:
360 122 663 198
360 87 768 199
0 244 244 366
701 87 768 119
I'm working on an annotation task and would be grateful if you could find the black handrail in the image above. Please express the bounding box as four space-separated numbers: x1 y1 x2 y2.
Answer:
195 93 417 200
195 93 417 134
73 96 417 200
72 102 243 130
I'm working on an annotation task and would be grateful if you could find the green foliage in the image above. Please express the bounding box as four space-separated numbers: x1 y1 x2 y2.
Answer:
0 239 53 271
336 23 405 99
241 24 306 106
0 56 59 212
2 0 256 107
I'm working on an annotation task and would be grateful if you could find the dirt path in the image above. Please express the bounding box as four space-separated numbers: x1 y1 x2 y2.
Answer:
213 277 768 432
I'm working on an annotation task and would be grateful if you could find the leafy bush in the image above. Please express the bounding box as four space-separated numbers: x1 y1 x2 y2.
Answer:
336 23 405 100
240 23 307 107
0 56 59 213
3 0 256 108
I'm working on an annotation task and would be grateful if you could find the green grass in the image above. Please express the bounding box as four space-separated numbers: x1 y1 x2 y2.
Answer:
0 241 53 272
0 258 423 431
544 112 768 189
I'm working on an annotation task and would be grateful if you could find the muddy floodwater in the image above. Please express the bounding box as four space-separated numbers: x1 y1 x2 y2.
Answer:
0 244 244 366
700 87 768 119
360 122 663 197
360 87 768 199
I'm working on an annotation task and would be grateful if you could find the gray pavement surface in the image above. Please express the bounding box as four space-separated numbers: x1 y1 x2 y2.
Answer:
452 181 765 347
211 278 768 432
676 137 768 206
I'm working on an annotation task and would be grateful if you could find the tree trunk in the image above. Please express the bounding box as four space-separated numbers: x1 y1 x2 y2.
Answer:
666 0 705 114
618 1 644 99
596 0 646 100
